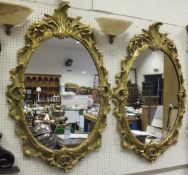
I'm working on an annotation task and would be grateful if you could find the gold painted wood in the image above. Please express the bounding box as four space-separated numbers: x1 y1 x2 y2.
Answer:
7 4 111 170
113 22 186 162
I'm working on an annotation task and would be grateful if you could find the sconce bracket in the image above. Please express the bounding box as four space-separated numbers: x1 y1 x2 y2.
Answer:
3 24 14 36
108 35 115 44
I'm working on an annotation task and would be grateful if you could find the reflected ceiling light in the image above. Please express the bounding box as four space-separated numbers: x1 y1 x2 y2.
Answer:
76 41 80 44
0 1 33 35
81 71 87 74
96 17 133 44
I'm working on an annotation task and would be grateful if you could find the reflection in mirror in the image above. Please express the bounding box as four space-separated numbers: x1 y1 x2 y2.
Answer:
127 50 179 144
24 38 99 149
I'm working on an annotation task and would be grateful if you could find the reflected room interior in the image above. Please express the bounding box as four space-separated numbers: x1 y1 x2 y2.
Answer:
24 38 100 149
126 50 179 144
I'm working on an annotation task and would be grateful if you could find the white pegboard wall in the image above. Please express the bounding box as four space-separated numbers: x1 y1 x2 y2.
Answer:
0 0 188 175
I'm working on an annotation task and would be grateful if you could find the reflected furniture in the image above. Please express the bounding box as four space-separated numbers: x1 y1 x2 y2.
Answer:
127 83 138 105
142 81 154 96
84 113 97 132
65 110 81 124
92 89 100 103
57 133 88 148
65 83 79 93
25 73 61 105
127 115 141 130
84 113 97 123
141 105 157 131
142 96 159 106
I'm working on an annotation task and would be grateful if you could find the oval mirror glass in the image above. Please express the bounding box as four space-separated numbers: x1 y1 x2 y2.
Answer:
24 38 99 149
127 50 179 144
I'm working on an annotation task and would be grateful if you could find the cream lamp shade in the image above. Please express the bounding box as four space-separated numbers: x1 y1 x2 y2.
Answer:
36 87 42 92
96 17 133 44
0 1 33 35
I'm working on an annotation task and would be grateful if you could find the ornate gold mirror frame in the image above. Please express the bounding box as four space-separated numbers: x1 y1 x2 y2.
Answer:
7 4 110 170
113 22 186 161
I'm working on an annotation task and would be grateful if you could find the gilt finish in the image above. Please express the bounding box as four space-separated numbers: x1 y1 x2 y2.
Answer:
113 22 185 161
7 4 110 170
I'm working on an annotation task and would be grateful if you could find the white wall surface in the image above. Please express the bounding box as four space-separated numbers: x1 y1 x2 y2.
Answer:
0 0 188 175
19 0 188 26
134 50 164 89
25 39 97 87
19 0 93 9
93 0 188 26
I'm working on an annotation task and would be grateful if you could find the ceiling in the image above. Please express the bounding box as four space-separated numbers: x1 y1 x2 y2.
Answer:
41 38 85 50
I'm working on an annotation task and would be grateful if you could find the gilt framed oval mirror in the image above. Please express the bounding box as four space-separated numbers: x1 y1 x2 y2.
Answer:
113 23 185 161
7 4 110 170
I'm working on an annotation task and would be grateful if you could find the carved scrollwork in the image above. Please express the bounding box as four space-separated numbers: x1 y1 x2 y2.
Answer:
7 4 111 170
113 22 186 161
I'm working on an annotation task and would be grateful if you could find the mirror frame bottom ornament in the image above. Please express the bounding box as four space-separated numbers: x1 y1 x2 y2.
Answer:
7 4 111 170
113 22 186 162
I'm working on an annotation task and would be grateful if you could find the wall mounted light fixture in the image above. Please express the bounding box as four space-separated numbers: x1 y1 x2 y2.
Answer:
0 1 33 35
96 17 132 44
